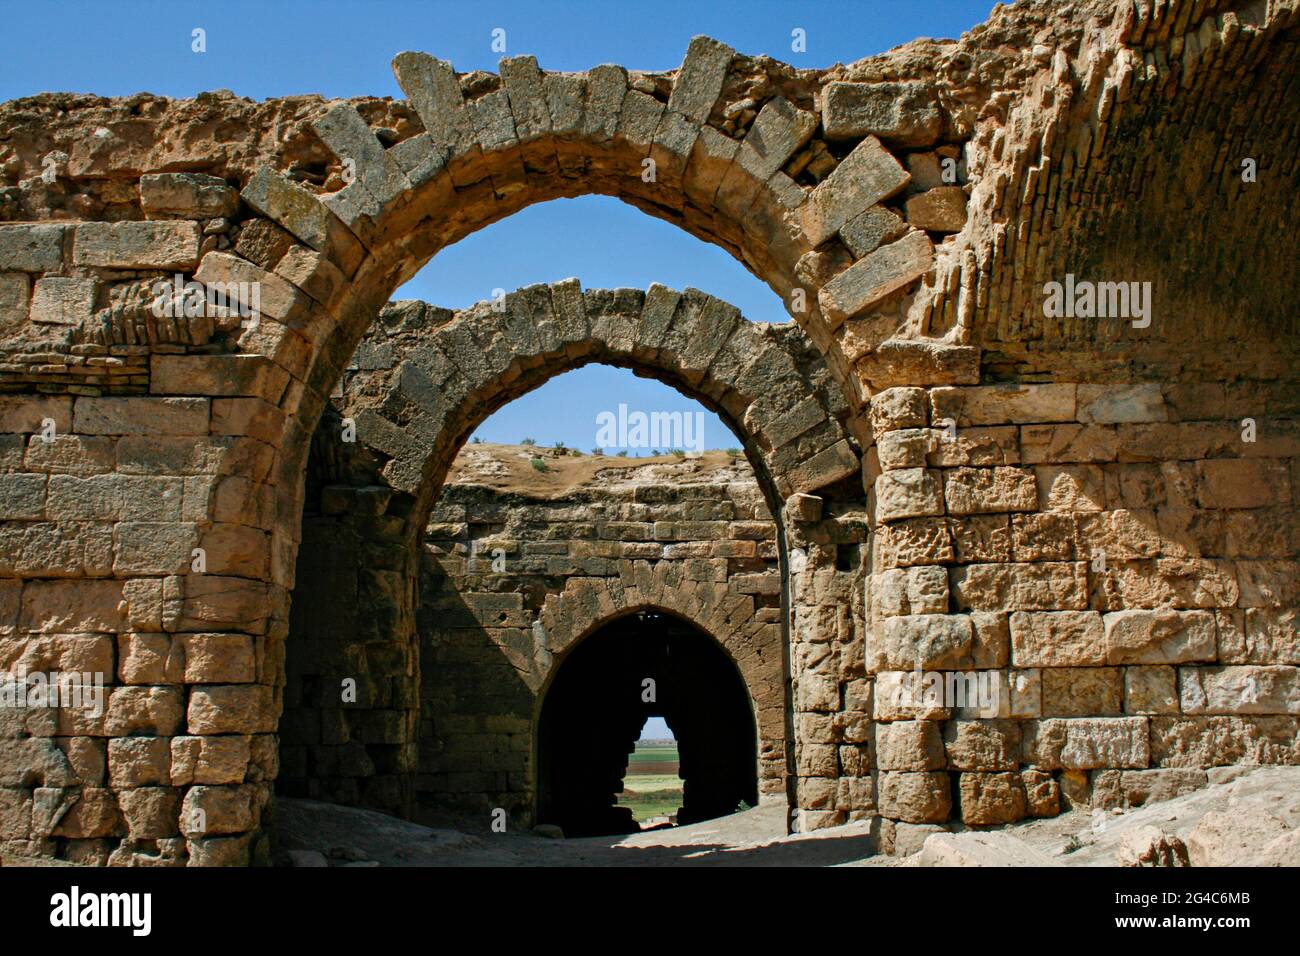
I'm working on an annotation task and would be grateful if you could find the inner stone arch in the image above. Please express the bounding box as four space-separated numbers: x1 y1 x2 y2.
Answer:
283 284 850 824
536 609 759 838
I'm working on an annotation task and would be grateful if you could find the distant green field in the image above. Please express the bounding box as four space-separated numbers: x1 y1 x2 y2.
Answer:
618 741 683 823
618 788 682 822
627 745 679 766
621 773 681 791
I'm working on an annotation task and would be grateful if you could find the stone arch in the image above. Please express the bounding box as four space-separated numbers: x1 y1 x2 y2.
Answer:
533 601 763 835
339 281 858 528
532 563 784 758
226 38 966 479
284 285 847 821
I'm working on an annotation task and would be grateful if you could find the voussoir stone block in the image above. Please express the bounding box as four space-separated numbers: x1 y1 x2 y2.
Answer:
818 230 934 323
668 36 733 122
905 186 967 232
800 135 910 247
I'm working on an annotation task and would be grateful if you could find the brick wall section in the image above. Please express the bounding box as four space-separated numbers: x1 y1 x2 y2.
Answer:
414 456 782 823
862 381 1299 846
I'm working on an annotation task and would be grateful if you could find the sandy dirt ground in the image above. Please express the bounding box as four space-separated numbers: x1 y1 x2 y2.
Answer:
273 766 1300 867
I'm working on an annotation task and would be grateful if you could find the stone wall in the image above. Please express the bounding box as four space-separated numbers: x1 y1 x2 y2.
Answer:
412 445 782 824
855 380 1298 849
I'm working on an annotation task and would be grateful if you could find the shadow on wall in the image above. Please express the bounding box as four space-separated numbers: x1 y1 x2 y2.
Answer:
537 611 758 838
414 546 537 823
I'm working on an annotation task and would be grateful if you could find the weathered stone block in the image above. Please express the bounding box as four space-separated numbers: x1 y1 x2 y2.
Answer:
958 772 1028 825
869 386 928 435
1019 423 1118 464
29 276 97 325
73 397 208 436
0 473 47 520
0 224 67 272
819 230 933 323
187 686 277 735
105 687 184 737
1035 464 1105 511
1022 768 1060 817
1180 665 1300 715
118 787 180 840
0 272 30 333
874 565 949 616
822 81 942 146
931 384 1077 426
877 770 951 823
1041 667 1123 717
180 784 258 836
108 736 171 788
880 613 973 670
171 735 250 785
1023 717 1149 770
944 466 1037 514
1091 768 1207 810
1009 611 1106 666
927 425 1019 467
73 221 201 270
875 517 953 568
875 720 945 770
1149 715 1299 767
839 204 907 258
799 135 909 247
943 719 1020 771
1077 384 1167 423
1124 665 1179 714
668 36 733 123
905 186 966 232
140 173 238 219
1198 459 1289 509
1103 609 1216 664
874 467 943 521
951 562 1087 611
735 96 816 181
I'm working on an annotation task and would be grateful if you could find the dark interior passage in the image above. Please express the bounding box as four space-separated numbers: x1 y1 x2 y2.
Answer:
536 612 759 837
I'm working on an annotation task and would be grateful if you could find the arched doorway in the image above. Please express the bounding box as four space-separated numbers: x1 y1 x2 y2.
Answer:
281 284 857 822
536 611 758 838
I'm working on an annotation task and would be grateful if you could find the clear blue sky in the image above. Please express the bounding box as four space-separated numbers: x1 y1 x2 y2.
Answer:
1 0 996 452
640 717 672 742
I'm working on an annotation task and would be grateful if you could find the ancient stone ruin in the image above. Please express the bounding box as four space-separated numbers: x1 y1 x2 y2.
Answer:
0 0 1296 865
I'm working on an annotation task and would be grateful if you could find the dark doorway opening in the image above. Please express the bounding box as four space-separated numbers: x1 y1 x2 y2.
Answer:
536 612 758 838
